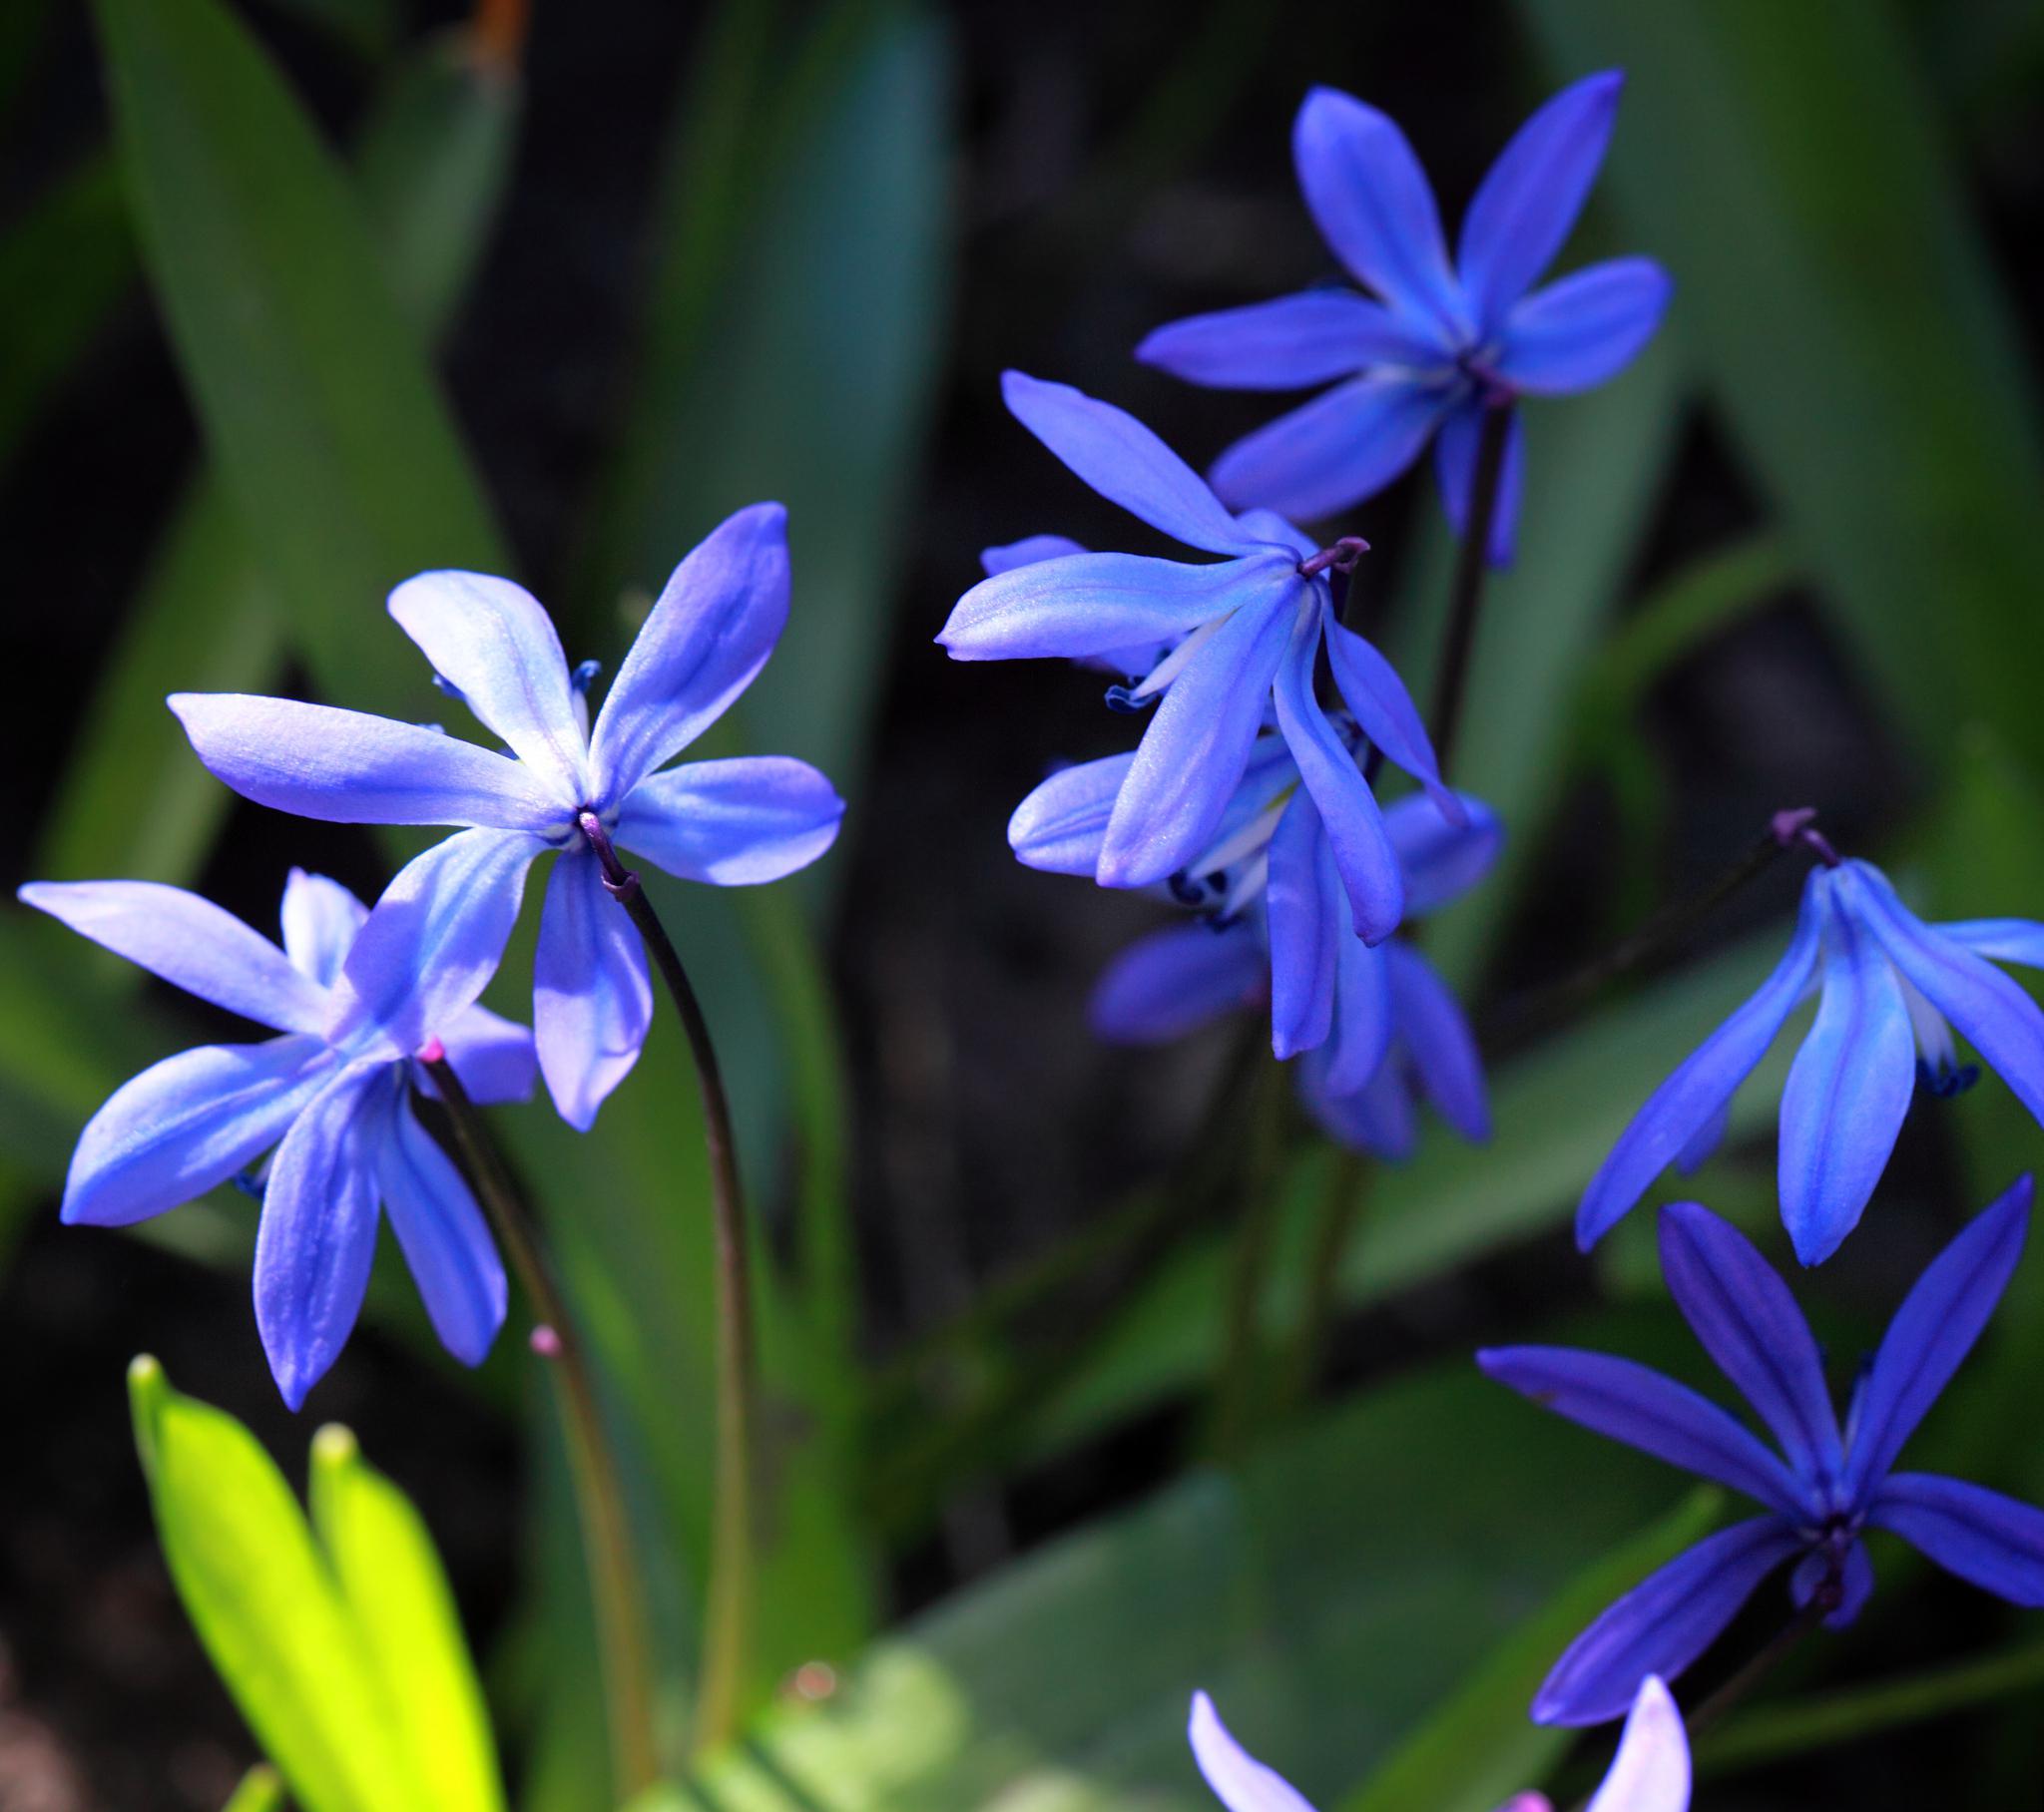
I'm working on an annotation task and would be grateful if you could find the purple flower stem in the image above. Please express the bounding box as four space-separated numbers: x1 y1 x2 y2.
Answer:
421 1050 661 1795
1427 400 1516 780
578 810 759 1754
1684 1591 1831 1740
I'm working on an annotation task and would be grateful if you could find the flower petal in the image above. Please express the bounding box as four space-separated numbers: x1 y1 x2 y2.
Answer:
1844 1175 2031 1499
1009 752 1139 875
1457 71 1624 325
435 1004 537 1106
1302 1046 1415 1158
1292 86 1464 335
1532 1518 1804 1726
1577 871 1826 1249
1272 608 1402 943
1090 921 1265 1045
20 879 329 1035
618 755 844 886
278 869 367 990
331 829 546 1060
587 501 789 804
1870 1473 2044 1606
1138 289 1440 390
1383 791 1502 914
1499 258 1673 395
1323 620 1461 822
1323 934 1395 1096
1001 371 1253 556
1790 1541 1874 1629
1099 589 1295 887
1187 1691 1317 1812
387 570 588 802
980 533 1086 576
1387 943 1487 1140
1585 1676 1690 1812
1674 1103 1730 1175
1209 375 1448 524
61 1037 333 1227
1478 1347 1806 1516
168 693 563 830
1657 1202 1842 1493
534 849 654 1131
1266 789 1342 1060
939 551 1276 662
373 1092 507 1367
1434 402 1526 567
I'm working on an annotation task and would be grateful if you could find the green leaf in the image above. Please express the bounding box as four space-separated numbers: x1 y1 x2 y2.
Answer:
222 1766 286 1812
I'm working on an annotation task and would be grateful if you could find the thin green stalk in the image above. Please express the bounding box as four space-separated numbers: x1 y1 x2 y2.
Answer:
1203 1055 1290 1463
1272 1149 1369 1416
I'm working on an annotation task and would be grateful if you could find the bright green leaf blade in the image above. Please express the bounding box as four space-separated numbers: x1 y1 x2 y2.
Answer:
222 1765 286 1812
309 1424 507 1812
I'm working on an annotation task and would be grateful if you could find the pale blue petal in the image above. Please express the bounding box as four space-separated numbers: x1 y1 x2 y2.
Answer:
1188 1691 1317 1812
587 502 789 805
1324 620 1461 821
1009 752 1138 876
1382 790 1501 914
938 552 1270 662
1138 289 1440 390
278 869 367 990
1209 375 1449 524
1434 402 1526 567
1387 943 1487 1140
1265 789 1341 1060
619 755 843 885
373 1092 507 1367
534 849 653 1131
1586 1677 1690 1812
980 533 1086 576
1092 922 1266 1045
1870 1473 2044 1606
1938 918 2044 968
435 1003 537 1105
1499 258 1673 395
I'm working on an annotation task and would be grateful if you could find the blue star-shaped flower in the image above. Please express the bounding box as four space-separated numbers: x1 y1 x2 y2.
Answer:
942 373 1456 941
1580 855 2044 1263
20 870 534 1407
1482 1183 2044 1725
170 505 845 1130
1189 1675 1690 1810
1138 72 1671 563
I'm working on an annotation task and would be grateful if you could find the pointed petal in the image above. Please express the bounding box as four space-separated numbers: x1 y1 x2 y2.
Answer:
1778 890 1915 1263
1586 1676 1690 1812
1674 1102 1731 1174
1098 591 1294 888
278 869 367 989
1871 1473 2044 1606
435 1004 537 1106
1938 918 2044 968
330 830 546 1059
1000 371 1252 556
1324 620 1461 821
980 533 1086 576
373 1093 506 1367
1387 943 1487 1140
1578 871 1826 1249
254 1060 387 1409
1266 789 1342 1060
1478 1347 1806 1516
1323 933 1395 1096
587 502 789 803
939 551 1268 662
1499 258 1673 395
1303 1045 1415 1158
618 755 843 886
61 1037 333 1227
1138 289 1440 390
1292 87 1463 334
1382 790 1502 914
1458 72 1624 323
1844 1175 2032 1498
1009 753 1138 875
1657 1202 1842 1491
1187 1692 1317 1812
1209 375 1448 524
168 693 564 829
1091 921 1266 1045
20 880 329 1035
1272 609 1403 943
534 849 653 1131
1532 1519 1804 1726
1791 1541 1874 1629
387 570 588 802
1434 403 1526 567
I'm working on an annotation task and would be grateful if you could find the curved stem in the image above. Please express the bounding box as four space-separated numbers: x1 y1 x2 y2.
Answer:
1427 400 1514 780
421 1053 660 1796
1202 1054 1289 1463
579 813 757 1755
1273 1149 1370 1416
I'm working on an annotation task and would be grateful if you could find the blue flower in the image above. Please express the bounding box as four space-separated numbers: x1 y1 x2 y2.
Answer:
1482 1182 2044 1725
170 505 845 1130
20 870 535 1408
1580 855 2044 1264
1189 1674 1689 1810
1138 72 1671 563
940 373 1456 941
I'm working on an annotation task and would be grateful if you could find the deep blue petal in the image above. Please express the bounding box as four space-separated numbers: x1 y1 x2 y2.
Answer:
1499 257 1673 395
1674 1102 1731 1174
940 552 1274 662
1138 289 1440 390
373 1092 507 1367
1870 1473 2044 1606
1265 789 1342 1060
1008 752 1138 876
619 755 843 886
1657 1202 1842 1493
1790 1541 1874 1629
1477 1347 1807 1516
278 869 367 991
1323 621 1462 823
1457 71 1624 324
1090 921 1266 1045
1532 1518 1804 1726
1187 1691 1317 1812
1578 869 1825 1249
1387 943 1487 1141
1301 1043 1414 1158
1210 375 1448 524
1382 790 1501 915
435 1003 537 1106
1322 932 1394 1096
1433 403 1526 567
534 848 654 1132
1844 1175 2031 1500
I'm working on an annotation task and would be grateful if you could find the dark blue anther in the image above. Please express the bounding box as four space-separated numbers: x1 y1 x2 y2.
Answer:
231 1171 266 1203
1202 910 1240 933
572 659 603 694
431 673 469 705
1104 683 1155 714
1168 871 1206 907
1917 1059 1982 1099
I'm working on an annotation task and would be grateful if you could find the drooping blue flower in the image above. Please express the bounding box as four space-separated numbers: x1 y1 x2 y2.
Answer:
1189 1674 1689 1811
1579 855 2044 1264
170 505 845 1131
1482 1182 2044 1725
1138 72 1671 563
20 870 534 1408
941 373 1457 941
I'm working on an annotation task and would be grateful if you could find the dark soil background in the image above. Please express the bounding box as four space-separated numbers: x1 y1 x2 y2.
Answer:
2 1 2038 1805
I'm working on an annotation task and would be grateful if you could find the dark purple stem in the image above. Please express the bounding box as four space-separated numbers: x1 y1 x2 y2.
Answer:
1427 400 1514 781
